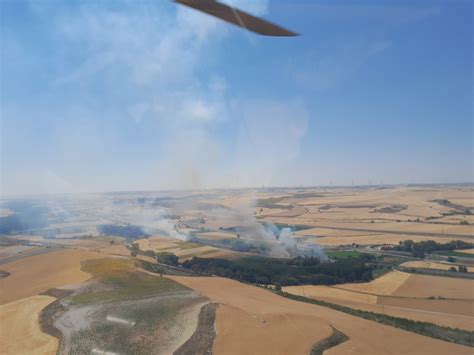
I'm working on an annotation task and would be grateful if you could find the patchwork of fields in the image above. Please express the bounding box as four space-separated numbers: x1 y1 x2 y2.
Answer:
284 270 474 331
0 185 473 354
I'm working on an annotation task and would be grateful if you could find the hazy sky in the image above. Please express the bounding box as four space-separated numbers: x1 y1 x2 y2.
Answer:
1 0 472 196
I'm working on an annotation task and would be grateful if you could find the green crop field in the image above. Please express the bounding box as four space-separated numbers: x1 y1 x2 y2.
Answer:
72 258 188 304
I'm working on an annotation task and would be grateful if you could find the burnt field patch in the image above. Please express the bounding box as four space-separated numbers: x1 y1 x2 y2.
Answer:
39 257 215 355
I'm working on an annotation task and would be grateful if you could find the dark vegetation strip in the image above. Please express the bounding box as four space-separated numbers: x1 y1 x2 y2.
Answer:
274 291 474 348
39 288 74 345
384 240 473 258
173 303 217 355
139 259 198 276
309 326 349 355
0 270 10 278
430 199 471 214
97 223 149 238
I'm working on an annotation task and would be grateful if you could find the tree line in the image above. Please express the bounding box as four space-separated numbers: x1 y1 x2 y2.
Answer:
384 239 473 258
181 254 375 286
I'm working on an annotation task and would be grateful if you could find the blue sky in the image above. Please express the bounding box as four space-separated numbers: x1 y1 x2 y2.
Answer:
1 0 472 195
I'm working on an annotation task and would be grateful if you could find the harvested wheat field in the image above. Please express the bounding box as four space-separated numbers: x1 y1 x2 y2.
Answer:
0 245 38 260
283 285 474 330
174 245 218 257
392 274 474 300
0 295 58 355
307 234 468 246
284 285 377 304
199 249 244 260
337 271 411 295
295 227 378 238
167 276 471 355
196 231 239 240
401 260 474 272
377 295 474 316
0 249 102 304
136 236 180 252
96 244 131 256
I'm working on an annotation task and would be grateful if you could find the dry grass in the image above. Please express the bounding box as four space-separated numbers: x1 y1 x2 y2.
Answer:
392 274 474 300
265 207 308 218
0 295 58 355
95 244 131 256
0 249 102 304
174 246 218 257
337 271 411 296
377 296 474 317
196 231 239 240
0 245 38 260
199 249 243 260
135 237 180 252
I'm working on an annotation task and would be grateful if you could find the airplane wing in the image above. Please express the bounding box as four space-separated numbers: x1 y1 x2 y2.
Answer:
174 0 298 36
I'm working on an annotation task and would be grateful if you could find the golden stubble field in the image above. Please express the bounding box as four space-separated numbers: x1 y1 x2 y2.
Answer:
284 271 474 331
0 295 58 355
255 186 473 246
167 275 472 355
0 248 102 304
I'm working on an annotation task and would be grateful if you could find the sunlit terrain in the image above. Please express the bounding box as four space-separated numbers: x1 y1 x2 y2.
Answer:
1 185 473 353
1 0 472 354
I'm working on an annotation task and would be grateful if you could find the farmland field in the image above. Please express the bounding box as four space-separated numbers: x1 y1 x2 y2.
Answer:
0 249 102 304
336 271 411 295
400 260 474 272
0 185 473 354
284 269 474 331
0 295 58 355
167 275 472 354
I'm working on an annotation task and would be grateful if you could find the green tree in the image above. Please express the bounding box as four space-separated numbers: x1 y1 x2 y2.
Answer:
156 252 179 266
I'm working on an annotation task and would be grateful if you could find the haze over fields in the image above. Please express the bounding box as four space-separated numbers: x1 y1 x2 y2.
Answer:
1 185 474 354
1 0 473 354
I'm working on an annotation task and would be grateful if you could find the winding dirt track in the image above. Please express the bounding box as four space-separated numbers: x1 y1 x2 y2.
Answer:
167 276 472 355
